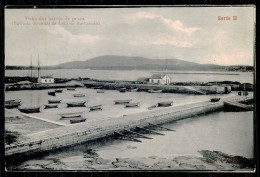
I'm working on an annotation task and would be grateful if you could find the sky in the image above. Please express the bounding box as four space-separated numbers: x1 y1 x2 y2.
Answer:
5 7 255 66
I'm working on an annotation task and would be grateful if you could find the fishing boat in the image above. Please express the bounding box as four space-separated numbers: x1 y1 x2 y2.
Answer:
5 99 21 105
59 112 83 119
48 91 56 96
18 106 41 113
70 118 86 124
55 89 63 93
210 98 221 102
114 99 132 104
67 88 76 91
148 105 157 110
119 88 127 93
97 90 105 93
93 86 103 89
148 89 163 93
73 94 85 97
89 105 102 111
125 102 139 108
5 102 20 109
66 101 86 107
44 104 59 109
157 101 173 107
48 99 62 104
128 88 138 92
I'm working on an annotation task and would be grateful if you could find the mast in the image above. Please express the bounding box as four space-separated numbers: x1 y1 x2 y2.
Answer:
38 54 40 78
30 55 33 78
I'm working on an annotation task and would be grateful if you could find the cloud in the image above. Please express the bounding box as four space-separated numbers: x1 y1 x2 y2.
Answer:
151 37 193 48
134 12 199 34
44 25 101 44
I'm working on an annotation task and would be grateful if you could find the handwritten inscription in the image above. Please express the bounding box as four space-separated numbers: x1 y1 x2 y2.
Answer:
12 16 100 26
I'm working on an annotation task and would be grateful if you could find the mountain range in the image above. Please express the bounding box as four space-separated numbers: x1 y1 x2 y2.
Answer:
6 55 254 72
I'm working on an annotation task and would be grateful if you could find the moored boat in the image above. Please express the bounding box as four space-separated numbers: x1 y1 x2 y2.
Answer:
93 86 103 89
210 98 221 102
44 104 59 109
148 105 157 110
55 89 63 93
125 102 139 108
70 118 86 124
73 94 86 97
59 112 84 119
5 99 21 105
128 88 138 92
97 90 105 93
119 88 127 93
66 101 86 107
48 99 62 104
89 105 102 111
114 99 132 104
67 88 76 91
5 102 20 109
48 91 56 96
18 106 41 113
157 101 173 107
148 89 162 93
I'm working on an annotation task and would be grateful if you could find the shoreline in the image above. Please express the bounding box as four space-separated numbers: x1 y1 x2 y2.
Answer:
8 150 254 171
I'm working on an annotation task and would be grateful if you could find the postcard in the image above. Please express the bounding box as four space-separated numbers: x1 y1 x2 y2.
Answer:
4 6 255 171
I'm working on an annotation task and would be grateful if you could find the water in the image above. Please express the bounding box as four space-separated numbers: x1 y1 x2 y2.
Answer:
5 69 254 83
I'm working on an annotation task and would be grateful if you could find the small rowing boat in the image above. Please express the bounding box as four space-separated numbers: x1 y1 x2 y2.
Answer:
67 88 76 91
44 104 59 109
59 112 84 119
18 106 41 113
119 88 127 93
66 101 86 107
48 99 62 104
70 118 86 124
114 99 132 104
55 89 63 93
157 101 173 107
128 88 138 92
125 102 139 108
93 86 103 89
5 102 20 109
148 89 162 93
148 105 157 110
210 98 221 102
73 94 86 97
5 99 21 105
97 90 104 93
48 91 56 96
89 105 102 111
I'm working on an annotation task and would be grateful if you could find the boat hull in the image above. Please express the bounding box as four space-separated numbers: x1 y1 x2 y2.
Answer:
48 92 56 96
211 98 221 102
157 101 173 107
66 102 86 107
44 104 58 109
18 107 40 113
125 103 139 108
114 100 132 104
48 100 62 104
70 118 86 124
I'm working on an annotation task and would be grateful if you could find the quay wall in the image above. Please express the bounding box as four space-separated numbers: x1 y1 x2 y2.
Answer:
84 81 229 94
5 96 253 158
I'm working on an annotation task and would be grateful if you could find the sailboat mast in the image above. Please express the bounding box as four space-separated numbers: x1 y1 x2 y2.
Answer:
30 55 33 78
38 54 40 78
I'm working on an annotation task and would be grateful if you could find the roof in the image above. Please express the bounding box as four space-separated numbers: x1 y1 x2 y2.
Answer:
150 74 166 79
136 77 149 82
40 76 54 79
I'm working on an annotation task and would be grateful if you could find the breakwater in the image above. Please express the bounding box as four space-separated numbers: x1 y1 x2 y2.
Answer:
5 95 253 159
84 81 231 94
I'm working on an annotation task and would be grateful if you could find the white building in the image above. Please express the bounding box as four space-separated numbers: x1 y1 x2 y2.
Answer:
149 74 170 85
38 76 54 84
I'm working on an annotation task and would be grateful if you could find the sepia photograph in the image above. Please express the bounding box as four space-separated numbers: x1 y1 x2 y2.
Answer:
4 6 255 171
